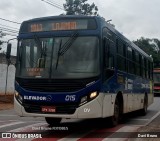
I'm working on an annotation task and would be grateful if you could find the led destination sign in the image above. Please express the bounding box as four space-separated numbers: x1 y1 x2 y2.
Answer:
30 21 77 32
20 18 97 33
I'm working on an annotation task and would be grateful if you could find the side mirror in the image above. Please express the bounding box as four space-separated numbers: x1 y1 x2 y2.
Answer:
6 43 11 59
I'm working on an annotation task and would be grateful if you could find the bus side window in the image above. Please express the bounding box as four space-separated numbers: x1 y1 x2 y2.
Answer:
104 37 114 69
103 37 115 80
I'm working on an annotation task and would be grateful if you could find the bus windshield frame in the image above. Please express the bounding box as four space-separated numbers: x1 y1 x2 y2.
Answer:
16 35 100 79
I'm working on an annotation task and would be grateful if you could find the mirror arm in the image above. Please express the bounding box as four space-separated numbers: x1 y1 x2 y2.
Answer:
6 38 17 65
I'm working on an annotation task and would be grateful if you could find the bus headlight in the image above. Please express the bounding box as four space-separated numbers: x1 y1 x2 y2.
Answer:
79 91 98 106
89 91 98 99
15 92 19 97
15 92 23 104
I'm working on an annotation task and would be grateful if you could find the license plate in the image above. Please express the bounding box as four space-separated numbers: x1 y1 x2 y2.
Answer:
41 106 56 113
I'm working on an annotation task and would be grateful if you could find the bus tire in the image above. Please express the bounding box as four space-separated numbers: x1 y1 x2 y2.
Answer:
109 98 120 127
140 95 148 116
45 117 61 126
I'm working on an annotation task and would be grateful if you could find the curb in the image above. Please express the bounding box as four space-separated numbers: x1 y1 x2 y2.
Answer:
144 110 160 126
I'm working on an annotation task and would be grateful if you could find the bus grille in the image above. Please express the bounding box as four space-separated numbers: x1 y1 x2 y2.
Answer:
16 77 98 92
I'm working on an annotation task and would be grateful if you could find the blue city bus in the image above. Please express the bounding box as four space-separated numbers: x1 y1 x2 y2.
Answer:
7 15 153 126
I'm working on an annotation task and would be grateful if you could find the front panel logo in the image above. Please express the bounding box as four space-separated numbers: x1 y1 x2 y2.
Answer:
46 95 52 101
24 95 52 101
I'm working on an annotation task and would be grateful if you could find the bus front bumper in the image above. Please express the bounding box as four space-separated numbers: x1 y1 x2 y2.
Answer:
14 95 103 119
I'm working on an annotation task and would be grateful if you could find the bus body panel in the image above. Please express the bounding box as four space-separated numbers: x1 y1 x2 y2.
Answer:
102 93 115 117
14 94 103 118
13 15 153 124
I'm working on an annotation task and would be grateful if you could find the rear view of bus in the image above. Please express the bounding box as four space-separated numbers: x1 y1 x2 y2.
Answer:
153 68 160 95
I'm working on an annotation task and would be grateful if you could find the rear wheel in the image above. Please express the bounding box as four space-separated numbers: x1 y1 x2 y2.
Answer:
140 95 148 116
45 117 61 126
109 98 120 127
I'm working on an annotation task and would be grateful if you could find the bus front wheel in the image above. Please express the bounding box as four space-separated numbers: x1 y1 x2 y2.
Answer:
45 117 62 126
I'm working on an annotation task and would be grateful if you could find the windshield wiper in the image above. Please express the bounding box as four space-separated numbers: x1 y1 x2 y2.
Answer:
55 32 78 69
55 39 62 69
58 32 78 56
33 34 41 48
33 34 48 68
33 34 46 57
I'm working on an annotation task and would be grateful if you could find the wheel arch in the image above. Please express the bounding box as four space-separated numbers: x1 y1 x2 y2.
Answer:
116 91 124 115
144 92 148 104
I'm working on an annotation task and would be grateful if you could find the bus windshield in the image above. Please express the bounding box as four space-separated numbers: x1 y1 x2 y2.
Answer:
17 36 99 79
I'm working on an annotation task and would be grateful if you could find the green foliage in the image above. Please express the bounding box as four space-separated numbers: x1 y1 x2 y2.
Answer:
63 0 98 15
0 40 2 50
133 37 160 66
0 40 3 45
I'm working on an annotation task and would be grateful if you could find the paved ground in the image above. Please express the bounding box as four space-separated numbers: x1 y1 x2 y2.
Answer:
128 115 160 141
1 95 160 141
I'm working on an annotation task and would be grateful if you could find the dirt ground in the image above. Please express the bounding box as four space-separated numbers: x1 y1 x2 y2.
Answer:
0 94 14 110
0 102 14 110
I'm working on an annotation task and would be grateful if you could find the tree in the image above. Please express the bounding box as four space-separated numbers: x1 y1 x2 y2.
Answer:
133 37 160 67
0 40 3 45
0 41 2 50
0 31 5 47
63 0 98 16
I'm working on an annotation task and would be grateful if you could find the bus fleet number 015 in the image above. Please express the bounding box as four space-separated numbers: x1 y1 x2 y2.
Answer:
65 95 76 101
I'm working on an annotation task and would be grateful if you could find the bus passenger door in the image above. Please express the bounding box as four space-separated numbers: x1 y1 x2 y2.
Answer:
102 37 116 117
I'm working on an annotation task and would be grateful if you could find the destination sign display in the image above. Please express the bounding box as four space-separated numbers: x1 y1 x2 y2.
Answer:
20 19 97 33
30 21 77 32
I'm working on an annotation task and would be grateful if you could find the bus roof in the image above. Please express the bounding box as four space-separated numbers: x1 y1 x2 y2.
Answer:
22 15 96 23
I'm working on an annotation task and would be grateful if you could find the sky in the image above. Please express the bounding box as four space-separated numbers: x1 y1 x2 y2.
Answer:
0 0 160 55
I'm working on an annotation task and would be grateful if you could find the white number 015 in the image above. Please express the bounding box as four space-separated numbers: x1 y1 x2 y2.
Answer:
65 95 76 101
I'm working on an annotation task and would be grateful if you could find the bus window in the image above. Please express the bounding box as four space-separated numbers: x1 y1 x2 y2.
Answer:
117 40 126 72
142 56 145 78
135 52 140 76
104 37 114 69
103 37 115 80
127 46 134 74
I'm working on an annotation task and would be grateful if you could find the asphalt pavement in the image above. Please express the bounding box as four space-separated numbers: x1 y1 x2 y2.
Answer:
1 97 160 140
128 110 160 141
